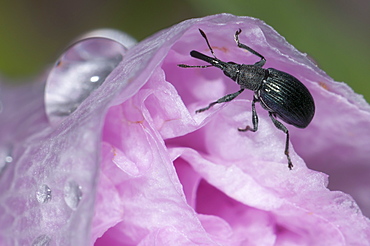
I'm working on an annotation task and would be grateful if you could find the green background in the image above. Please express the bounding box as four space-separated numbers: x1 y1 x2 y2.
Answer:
0 0 369 102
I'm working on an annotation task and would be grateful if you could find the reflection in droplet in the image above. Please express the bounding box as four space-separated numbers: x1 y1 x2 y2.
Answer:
90 75 100 83
64 180 82 210
36 184 52 204
45 37 128 125
31 234 51 246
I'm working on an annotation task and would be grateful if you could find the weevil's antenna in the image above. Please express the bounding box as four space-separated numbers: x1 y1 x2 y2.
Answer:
198 29 217 59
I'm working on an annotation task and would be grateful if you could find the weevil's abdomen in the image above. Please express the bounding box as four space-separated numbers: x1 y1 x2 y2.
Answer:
259 68 315 128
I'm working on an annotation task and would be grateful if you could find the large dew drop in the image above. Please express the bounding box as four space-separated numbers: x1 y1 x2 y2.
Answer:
45 37 127 125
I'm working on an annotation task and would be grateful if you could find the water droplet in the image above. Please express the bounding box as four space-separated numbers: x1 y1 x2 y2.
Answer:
0 146 13 175
64 180 82 210
0 156 12 175
32 234 51 246
36 184 52 204
45 37 127 124
4 156 13 163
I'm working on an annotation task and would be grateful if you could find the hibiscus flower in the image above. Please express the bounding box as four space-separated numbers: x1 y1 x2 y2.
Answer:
1 14 369 246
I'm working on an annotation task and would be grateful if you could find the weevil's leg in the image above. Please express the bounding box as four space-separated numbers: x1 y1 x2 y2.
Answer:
234 29 266 67
238 96 259 132
196 89 244 113
178 64 212 68
198 29 217 59
268 112 293 170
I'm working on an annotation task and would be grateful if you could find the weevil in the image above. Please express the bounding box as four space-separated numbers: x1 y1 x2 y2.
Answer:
178 29 315 169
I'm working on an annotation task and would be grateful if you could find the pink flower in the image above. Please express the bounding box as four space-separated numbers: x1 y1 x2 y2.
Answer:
1 14 370 245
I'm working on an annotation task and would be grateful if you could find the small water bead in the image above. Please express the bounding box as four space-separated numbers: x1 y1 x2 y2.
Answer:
0 147 13 175
64 180 82 210
31 234 51 246
4 156 13 163
45 37 128 125
0 156 12 175
36 184 52 204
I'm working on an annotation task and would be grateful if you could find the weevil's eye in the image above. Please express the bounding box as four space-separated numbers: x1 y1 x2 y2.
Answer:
45 38 127 125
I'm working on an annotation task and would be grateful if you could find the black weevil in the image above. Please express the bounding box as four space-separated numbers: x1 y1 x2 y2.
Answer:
178 29 315 169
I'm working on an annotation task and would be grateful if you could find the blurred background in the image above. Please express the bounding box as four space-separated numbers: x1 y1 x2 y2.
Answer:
0 0 369 101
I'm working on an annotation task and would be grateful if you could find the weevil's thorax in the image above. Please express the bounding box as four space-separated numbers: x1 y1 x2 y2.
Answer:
237 64 267 91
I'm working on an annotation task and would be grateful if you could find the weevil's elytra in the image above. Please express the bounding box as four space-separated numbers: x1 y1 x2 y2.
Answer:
178 29 315 169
